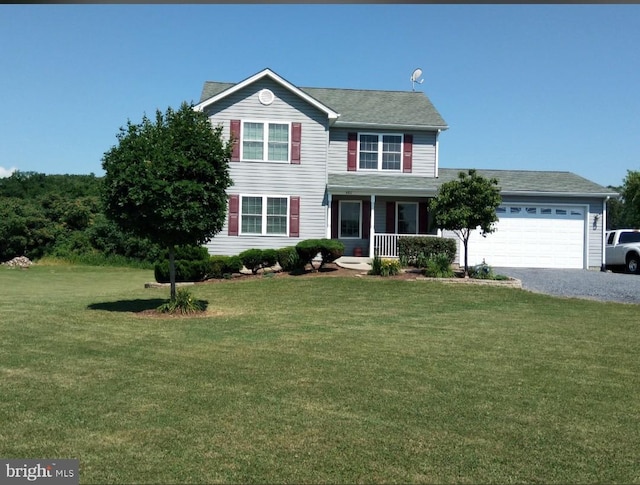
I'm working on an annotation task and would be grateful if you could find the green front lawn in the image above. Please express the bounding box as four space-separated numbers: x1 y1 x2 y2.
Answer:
1 265 638 484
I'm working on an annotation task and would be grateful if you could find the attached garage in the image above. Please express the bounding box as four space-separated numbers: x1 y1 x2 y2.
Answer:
466 204 587 269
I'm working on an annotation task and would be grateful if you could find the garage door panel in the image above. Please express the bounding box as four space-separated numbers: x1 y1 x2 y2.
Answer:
465 205 585 269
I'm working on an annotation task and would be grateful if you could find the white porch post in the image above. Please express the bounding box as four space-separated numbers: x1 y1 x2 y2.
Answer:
326 193 332 239
369 194 376 258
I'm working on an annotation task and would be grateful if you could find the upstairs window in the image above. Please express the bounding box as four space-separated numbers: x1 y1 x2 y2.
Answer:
358 133 403 171
242 121 290 162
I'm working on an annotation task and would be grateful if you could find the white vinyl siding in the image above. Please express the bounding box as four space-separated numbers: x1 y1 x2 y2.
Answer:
358 133 403 171
328 129 437 177
202 77 329 255
242 121 290 162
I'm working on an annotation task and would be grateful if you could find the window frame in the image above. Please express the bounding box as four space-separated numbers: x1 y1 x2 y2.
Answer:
339 200 362 239
240 120 292 163
239 194 290 236
357 133 404 172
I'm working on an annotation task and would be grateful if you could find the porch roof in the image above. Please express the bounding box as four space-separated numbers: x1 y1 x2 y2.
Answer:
327 169 618 198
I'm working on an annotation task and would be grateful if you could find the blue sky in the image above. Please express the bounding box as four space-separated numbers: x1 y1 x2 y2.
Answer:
1 4 638 187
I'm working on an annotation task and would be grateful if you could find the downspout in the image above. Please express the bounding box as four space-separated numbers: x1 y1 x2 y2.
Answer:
601 196 610 271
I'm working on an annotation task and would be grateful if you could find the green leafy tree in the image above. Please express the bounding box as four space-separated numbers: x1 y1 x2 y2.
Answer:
620 171 640 229
606 186 624 230
430 169 502 276
101 102 233 300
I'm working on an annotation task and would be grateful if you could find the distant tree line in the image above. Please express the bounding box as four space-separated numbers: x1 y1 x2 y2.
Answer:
2 168 638 265
0 171 163 265
607 170 640 230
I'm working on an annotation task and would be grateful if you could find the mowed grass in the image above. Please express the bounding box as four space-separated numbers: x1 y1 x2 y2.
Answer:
1 265 639 484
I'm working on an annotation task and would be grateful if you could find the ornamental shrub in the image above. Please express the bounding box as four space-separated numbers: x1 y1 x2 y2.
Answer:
277 246 301 272
422 253 454 278
157 287 206 314
468 261 508 280
154 244 211 283
239 249 265 275
369 254 401 277
154 259 209 283
208 255 243 279
261 249 278 268
239 248 279 275
296 239 345 270
398 237 456 267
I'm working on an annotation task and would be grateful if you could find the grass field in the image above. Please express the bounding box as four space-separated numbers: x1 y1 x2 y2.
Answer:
1 264 639 484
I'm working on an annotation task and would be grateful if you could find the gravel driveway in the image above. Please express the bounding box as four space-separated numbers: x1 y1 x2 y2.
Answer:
495 268 640 304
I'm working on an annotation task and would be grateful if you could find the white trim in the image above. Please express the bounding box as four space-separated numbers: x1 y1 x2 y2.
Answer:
334 121 448 131
357 132 404 172
369 195 376 257
326 193 332 239
239 194 290 236
338 200 362 239
240 120 291 163
194 68 340 121
602 197 609 269
435 129 440 178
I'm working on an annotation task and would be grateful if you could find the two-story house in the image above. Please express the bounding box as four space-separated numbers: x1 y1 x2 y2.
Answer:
195 68 617 270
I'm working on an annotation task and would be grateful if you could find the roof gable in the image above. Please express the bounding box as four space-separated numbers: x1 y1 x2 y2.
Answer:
194 68 339 121
197 69 448 130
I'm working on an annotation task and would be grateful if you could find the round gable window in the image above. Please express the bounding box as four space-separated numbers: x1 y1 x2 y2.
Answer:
258 89 275 105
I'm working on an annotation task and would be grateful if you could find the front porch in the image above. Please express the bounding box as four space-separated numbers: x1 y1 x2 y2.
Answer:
326 193 440 258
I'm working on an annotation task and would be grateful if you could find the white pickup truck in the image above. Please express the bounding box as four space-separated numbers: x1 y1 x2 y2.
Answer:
606 229 640 274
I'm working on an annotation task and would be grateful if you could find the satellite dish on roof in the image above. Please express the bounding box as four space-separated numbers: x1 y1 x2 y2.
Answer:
410 68 424 91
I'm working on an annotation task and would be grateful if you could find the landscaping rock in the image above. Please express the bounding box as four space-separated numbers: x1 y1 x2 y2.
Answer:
2 256 33 268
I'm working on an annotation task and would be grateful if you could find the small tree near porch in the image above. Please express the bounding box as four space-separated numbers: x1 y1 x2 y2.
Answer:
430 169 501 277
102 102 233 302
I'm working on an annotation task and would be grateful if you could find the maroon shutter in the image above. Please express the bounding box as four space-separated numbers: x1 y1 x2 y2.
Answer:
228 194 239 236
419 201 429 234
331 200 339 239
291 123 301 164
386 201 396 233
347 132 358 171
289 196 300 237
403 134 413 173
230 120 241 162
362 200 371 240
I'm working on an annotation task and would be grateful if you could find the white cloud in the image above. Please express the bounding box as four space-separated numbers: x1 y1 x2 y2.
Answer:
0 166 17 178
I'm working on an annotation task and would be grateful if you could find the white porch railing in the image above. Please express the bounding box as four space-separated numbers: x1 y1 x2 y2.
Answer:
374 233 439 258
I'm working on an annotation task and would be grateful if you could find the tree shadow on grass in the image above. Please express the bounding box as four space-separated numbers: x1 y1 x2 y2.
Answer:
88 298 210 314
87 299 167 313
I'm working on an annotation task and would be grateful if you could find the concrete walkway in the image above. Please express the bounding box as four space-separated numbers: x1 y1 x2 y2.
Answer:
335 256 373 271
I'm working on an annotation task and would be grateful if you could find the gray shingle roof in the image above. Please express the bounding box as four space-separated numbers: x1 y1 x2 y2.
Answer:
328 169 617 198
299 87 447 129
199 81 448 129
199 82 234 102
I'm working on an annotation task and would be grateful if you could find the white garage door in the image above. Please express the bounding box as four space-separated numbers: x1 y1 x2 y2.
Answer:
465 205 586 269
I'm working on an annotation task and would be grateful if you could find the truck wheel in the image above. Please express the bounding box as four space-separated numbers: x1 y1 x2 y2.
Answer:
626 253 640 274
